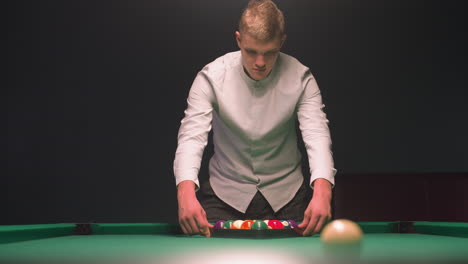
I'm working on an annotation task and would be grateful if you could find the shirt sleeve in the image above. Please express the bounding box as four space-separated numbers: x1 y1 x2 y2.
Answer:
173 69 215 190
297 70 337 188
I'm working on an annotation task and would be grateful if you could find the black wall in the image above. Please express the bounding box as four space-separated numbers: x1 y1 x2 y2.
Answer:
6 0 468 224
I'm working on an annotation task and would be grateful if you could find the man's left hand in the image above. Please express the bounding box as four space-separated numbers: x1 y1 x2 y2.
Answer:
298 178 332 236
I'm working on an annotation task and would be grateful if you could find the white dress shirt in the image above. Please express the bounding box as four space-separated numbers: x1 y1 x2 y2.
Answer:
174 51 336 213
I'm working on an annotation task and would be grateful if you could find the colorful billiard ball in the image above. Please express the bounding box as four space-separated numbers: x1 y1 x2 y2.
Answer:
321 219 363 244
288 220 299 229
214 220 226 229
240 220 254 229
251 220 268 230
223 220 234 229
280 220 291 228
268 220 284 229
232 220 244 229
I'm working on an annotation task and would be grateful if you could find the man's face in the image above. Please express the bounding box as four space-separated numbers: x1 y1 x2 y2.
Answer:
236 31 284 81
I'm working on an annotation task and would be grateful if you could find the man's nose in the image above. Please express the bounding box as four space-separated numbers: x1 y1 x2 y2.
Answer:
255 55 266 68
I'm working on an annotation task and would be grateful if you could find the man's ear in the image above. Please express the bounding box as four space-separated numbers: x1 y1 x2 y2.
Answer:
281 34 287 48
235 31 242 48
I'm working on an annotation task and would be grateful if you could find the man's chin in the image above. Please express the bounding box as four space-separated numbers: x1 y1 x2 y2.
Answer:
244 67 269 81
250 72 268 81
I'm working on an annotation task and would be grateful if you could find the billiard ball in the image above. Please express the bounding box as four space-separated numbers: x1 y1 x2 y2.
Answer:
251 220 268 230
288 220 299 229
214 220 226 229
232 220 244 229
321 219 363 244
268 220 284 229
240 220 254 229
223 220 234 229
280 220 291 228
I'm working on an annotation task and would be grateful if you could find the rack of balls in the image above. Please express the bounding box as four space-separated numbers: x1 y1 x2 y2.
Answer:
211 218 363 243
213 220 299 230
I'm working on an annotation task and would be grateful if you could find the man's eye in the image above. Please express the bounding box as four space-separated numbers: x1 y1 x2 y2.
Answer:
246 50 256 55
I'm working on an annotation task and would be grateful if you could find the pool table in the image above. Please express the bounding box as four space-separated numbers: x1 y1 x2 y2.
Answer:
0 222 467 264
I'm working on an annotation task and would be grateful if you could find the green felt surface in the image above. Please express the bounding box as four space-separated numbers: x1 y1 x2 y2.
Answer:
0 222 467 263
413 222 468 238
0 224 75 244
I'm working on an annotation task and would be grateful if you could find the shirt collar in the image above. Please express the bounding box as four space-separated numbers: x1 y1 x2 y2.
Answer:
238 53 281 88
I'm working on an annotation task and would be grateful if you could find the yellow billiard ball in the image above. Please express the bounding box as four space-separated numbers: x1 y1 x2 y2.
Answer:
321 219 363 244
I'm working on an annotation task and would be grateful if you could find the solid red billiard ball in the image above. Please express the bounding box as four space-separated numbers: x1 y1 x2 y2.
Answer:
267 220 284 229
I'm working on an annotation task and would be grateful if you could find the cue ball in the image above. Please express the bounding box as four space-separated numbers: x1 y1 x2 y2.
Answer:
321 219 363 244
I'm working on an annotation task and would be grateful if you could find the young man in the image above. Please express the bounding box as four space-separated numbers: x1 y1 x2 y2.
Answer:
174 0 336 237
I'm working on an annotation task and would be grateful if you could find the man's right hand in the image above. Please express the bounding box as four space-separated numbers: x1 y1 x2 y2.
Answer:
177 180 213 237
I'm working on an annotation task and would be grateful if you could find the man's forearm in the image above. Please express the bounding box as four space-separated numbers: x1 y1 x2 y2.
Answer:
312 178 332 200
177 180 197 201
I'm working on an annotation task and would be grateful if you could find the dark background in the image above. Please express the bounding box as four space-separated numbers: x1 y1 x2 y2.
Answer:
6 0 468 225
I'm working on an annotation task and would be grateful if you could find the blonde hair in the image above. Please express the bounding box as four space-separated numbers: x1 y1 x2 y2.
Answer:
239 0 285 42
